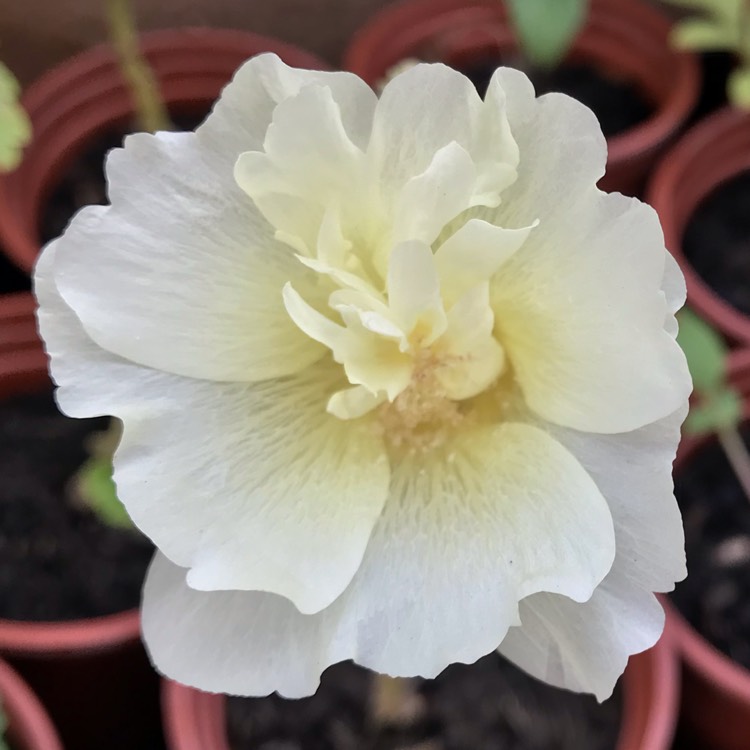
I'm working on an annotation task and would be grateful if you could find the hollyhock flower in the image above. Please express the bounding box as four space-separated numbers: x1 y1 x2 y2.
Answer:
35 54 691 700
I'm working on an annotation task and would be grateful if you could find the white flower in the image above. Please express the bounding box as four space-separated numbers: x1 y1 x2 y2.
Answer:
34 55 691 700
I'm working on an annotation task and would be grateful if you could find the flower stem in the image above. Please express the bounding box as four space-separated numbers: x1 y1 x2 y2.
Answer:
105 0 171 133
718 426 750 503
369 673 424 729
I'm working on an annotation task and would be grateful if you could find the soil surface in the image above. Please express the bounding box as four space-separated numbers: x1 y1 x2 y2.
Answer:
0 391 153 621
683 171 750 318
226 654 622 750
457 57 652 137
672 427 750 669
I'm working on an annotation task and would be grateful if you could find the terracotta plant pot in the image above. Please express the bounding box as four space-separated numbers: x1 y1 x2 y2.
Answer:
648 107 750 346
0 293 40 356
665 349 750 750
343 0 699 196
0 657 62 750
162 632 680 750
0 27 328 275
0 333 156 750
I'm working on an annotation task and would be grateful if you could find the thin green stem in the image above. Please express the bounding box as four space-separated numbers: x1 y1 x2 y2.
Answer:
369 674 423 728
105 0 171 133
718 425 750 502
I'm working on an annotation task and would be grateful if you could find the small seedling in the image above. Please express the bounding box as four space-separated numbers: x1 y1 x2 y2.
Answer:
677 308 750 498
0 61 31 171
506 0 589 70
73 420 133 530
665 0 750 108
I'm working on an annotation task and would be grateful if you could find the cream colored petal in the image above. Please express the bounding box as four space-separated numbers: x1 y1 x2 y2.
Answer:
387 241 447 345
662 250 685 338
477 73 520 169
234 85 367 255
199 52 377 157
235 85 364 205
282 282 349 352
142 422 615 697
484 68 688 432
51 133 324 383
390 141 478 247
492 191 690 433
435 284 505 400
327 385 387 419
550 404 688 592
284 283 412 399
500 568 665 701
435 218 536 305
368 63 483 194
38 242 389 614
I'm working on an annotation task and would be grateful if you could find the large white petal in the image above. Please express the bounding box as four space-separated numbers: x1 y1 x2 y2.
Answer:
37 242 390 615
486 68 689 433
551 405 688 592
495 405 686 700
435 218 535 306
663 250 685 338
49 54 377 384
368 64 483 194
52 135 324 383
386 241 446 343
199 52 377 157
234 85 367 254
390 141 479 248
142 422 615 697
499 568 665 701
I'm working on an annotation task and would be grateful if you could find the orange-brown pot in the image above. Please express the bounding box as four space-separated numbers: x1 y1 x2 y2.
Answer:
648 107 750 347
665 349 750 750
0 335 159 750
0 657 62 750
162 632 680 750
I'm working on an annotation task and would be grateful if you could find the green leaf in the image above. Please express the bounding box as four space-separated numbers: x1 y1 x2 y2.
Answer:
506 0 588 70
685 388 744 435
677 308 729 394
662 0 744 26
671 18 736 52
0 62 31 172
728 66 750 108
0 699 9 750
78 455 133 530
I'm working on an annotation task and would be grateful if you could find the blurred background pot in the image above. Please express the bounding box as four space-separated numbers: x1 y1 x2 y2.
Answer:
161 633 680 750
0 27 328 274
0 657 62 750
648 107 750 347
344 0 699 197
0 294 39 357
0 335 156 750
665 349 750 750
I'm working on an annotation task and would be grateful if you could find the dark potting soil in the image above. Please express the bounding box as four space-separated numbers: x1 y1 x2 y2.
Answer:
226 654 622 750
0 391 153 621
0 252 31 295
691 52 735 123
682 171 750 318
671 426 750 669
458 57 652 138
